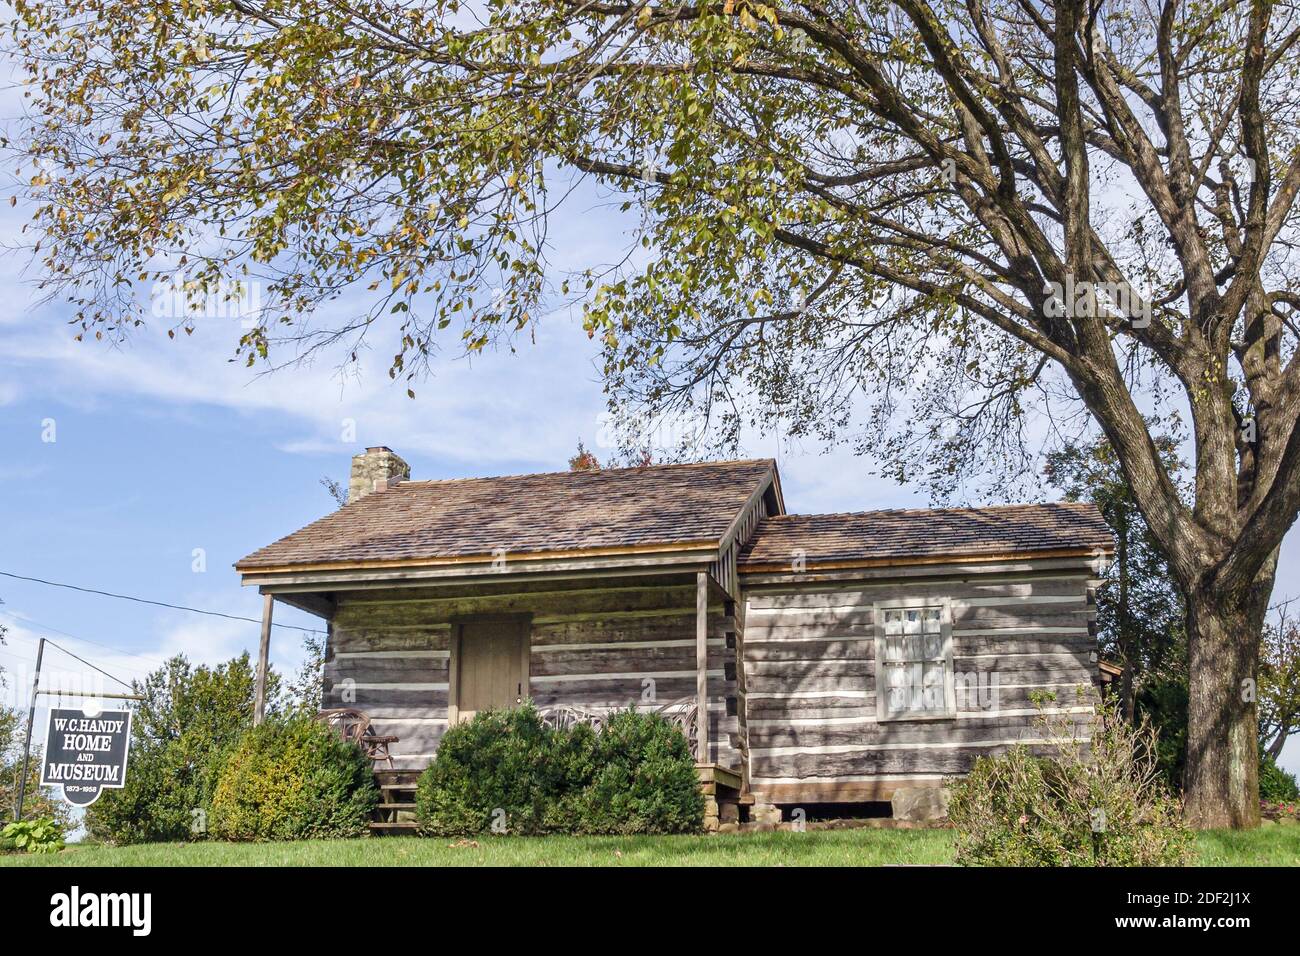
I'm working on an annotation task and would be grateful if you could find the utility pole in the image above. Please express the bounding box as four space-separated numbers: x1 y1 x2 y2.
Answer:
14 636 44 822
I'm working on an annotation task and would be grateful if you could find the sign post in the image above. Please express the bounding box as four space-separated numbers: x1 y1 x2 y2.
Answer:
13 636 45 821
39 707 134 807
11 634 145 820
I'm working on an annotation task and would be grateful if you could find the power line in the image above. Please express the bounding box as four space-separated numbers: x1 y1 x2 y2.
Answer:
0 646 34 667
0 624 158 675
1 609 170 666
0 635 137 694
0 570 326 634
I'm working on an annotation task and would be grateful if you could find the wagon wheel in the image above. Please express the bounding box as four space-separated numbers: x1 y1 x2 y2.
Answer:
314 707 369 743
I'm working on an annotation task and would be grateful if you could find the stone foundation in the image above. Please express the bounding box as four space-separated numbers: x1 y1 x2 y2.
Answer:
715 816 942 834
890 786 951 824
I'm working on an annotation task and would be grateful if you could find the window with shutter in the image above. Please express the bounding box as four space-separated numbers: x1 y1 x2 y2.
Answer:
874 600 955 719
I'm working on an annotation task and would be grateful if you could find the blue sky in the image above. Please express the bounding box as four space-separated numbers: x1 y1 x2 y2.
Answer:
0 295 923 690
0 178 926 723
0 150 1297 780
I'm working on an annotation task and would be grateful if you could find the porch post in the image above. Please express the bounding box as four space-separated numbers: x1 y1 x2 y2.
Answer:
696 571 710 763
253 592 274 726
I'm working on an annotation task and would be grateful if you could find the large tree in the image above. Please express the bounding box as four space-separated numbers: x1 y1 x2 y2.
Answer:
11 0 1300 827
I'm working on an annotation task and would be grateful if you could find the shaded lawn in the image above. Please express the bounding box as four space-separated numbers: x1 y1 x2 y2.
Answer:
1194 821 1300 866
3 824 1298 866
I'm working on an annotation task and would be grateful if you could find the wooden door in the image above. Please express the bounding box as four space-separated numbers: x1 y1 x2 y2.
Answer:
454 619 529 722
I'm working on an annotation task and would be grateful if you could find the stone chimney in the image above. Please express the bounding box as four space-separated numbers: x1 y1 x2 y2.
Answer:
349 446 411 502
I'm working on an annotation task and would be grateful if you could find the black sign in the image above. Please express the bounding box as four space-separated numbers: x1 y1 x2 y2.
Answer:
39 708 133 807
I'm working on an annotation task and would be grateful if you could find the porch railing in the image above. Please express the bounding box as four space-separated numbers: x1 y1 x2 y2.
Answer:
537 697 699 755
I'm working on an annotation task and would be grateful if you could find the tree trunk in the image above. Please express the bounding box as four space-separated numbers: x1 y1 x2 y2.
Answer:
1266 731 1287 761
1182 565 1273 829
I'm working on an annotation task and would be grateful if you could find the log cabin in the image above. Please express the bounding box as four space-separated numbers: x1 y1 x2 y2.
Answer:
235 447 1113 828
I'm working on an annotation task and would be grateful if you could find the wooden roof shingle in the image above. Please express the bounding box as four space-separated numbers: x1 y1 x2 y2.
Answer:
738 502 1113 569
235 459 776 570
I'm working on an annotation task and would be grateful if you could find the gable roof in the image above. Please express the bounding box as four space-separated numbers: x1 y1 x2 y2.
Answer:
235 459 778 572
738 502 1113 570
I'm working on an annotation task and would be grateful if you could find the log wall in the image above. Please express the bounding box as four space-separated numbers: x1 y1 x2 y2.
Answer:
318 566 1097 791
742 570 1099 804
323 581 740 770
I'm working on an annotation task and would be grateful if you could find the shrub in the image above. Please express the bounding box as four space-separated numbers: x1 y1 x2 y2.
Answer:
416 704 702 836
574 709 705 835
210 718 377 841
415 705 558 835
540 721 602 832
1259 752 1300 803
2 704 74 827
87 654 270 844
1 817 65 854
949 701 1194 866
1135 671 1188 790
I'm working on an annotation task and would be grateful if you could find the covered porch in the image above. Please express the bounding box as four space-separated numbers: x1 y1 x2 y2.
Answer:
245 568 749 829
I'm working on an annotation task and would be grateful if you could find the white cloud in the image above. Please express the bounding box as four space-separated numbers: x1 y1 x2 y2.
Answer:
0 615 161 712
1 592 318 710
773 447 928 514
0 303 605 476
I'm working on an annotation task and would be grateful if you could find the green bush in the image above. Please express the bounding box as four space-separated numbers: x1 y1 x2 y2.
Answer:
415 705 558 835
86 654 270 844
210 718 377 841
1135 672 1188 790
1 817 65 854
1260 752 1300 803
416 704 703 836
949 701 1194 866
3 691 74 827
573 709 704 835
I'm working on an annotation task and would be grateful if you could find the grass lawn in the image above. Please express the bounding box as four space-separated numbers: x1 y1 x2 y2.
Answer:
3 824 1298 866
1194 821 1300 866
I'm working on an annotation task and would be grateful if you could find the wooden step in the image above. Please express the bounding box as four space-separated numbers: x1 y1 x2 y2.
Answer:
373 770 421 785
369 821 420 833
372 769 420 834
